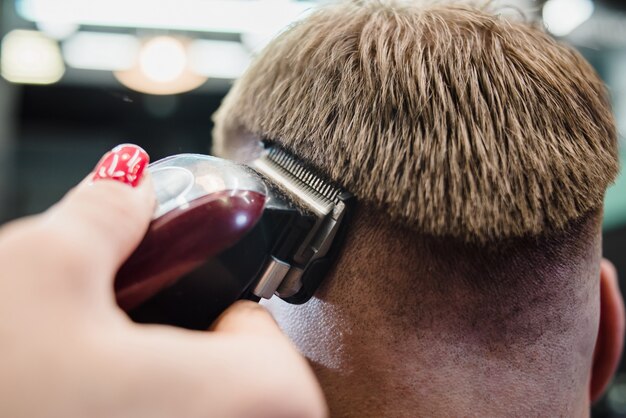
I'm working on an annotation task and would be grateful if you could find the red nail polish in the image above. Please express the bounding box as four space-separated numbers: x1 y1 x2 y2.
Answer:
92 144 149 187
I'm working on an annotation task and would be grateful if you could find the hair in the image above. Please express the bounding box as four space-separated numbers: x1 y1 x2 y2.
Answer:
212 0 619 243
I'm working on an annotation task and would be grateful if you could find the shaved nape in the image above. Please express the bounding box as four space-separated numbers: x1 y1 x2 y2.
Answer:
213 0 619 243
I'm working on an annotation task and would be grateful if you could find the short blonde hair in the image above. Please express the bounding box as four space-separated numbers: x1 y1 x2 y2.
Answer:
212 0 619 243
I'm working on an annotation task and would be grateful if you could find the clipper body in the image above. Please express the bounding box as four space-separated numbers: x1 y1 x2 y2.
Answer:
115 147 353 329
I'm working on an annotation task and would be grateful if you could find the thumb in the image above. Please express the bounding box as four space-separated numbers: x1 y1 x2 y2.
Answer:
210 301 285 336
44 144 154 277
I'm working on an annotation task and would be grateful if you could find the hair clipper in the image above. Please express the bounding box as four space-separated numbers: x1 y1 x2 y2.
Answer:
114 145 353 329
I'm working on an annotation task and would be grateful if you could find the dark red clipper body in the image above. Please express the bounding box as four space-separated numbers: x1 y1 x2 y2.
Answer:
116 190 266 311
114 149 353 330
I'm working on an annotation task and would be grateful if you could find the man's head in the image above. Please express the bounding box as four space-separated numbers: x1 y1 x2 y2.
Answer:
213 1 624 416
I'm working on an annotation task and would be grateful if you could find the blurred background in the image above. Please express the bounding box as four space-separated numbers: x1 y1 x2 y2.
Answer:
0 0 624 415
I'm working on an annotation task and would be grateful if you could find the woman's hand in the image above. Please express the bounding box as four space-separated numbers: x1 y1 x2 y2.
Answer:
0 144 327 418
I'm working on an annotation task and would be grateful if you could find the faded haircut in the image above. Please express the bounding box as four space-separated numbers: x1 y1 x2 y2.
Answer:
212 0 619 243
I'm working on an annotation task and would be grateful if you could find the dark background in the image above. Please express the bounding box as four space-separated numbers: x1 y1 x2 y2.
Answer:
7 84 224 216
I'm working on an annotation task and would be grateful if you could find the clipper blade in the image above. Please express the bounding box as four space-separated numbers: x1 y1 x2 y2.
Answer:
249 145 353 303
252 146 347 216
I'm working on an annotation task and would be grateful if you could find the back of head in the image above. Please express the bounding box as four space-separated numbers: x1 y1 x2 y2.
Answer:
213 0 620 415
214 0 618 242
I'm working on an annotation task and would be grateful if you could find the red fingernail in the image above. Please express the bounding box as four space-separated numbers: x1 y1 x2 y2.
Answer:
92 144 149 188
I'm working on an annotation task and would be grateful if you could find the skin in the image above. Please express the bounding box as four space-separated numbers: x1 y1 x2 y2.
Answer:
0 171 327 418
264 209 625 417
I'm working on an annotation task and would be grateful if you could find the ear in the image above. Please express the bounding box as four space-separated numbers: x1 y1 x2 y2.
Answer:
590 259 625 403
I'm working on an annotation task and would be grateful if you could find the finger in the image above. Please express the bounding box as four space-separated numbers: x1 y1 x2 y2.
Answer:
209 301 284 337
101 324 328 418
42 144 154 276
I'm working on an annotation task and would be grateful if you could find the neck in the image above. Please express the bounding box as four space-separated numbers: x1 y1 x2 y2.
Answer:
265 291 591 417
263 211 597 417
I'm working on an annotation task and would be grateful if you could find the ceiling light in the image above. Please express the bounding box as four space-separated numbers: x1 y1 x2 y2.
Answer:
36 21 79 40
114 36 206 95
63 32 139 71
188 40 251 79
543 0 595 37
18 0 316 35
1 30 65 85
139 37 187 83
